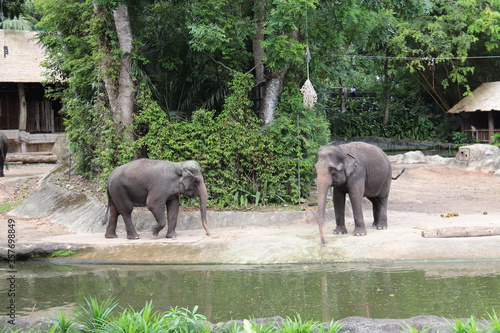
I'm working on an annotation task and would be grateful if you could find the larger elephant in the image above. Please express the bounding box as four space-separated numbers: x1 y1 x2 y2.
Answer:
0 132 8 177
315 142 403 243
103 159 210 239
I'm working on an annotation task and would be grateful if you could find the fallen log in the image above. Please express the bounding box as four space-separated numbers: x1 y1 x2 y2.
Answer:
6 153 58 163
422 227 500 238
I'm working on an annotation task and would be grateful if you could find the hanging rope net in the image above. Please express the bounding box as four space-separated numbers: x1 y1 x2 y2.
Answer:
300 78 317 108
300 29 317 108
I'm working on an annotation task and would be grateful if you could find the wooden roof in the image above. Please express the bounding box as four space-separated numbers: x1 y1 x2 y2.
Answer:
448 82 500 114
0 30 46 83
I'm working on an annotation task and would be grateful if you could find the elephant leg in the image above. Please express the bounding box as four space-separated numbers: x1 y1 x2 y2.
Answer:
116 200 139 239
370 196 388 230
165 197 180 238
105 203 120 238
332 187 348 234
349 191 366 236
148 199 167 237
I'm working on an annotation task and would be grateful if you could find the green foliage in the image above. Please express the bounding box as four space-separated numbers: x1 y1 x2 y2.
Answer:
491 133 500 146
135 73 329 208
48 312 76 333
50 250 77 257
328 98 440 141
451 131 478 144
76 297 118 331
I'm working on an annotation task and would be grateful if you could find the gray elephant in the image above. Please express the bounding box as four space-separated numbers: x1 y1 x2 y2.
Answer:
103 159 210 239
0 132 8 177
315 142 404 243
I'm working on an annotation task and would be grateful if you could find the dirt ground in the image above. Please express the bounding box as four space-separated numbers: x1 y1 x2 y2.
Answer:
1 161 500 263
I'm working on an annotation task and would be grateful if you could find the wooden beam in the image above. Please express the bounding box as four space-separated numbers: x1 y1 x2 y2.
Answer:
422 226 500 238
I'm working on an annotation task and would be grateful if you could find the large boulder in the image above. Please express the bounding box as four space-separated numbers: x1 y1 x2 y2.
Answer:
451 144 500 173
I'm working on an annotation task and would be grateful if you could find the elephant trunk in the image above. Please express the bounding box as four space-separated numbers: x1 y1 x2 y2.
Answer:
198 179 210 236
316 169 331 244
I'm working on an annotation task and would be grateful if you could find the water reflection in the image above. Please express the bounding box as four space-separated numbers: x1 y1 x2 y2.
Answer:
1 261 499 323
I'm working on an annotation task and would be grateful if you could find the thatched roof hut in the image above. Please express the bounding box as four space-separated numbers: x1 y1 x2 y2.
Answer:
0 30 46 83
0 30 64 157
447 82 500 142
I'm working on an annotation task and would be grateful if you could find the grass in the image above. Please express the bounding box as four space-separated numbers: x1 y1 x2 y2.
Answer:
5 298 500 333
38 297 344 333
0 200 22 213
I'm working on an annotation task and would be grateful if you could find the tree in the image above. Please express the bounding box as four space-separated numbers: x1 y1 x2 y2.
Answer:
92 1 136 142
1 0 26 19
389 0 500 110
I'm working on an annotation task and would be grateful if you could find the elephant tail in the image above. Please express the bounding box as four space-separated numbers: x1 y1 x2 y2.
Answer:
102 205 109 225
102 188 111 225
392 168 405 180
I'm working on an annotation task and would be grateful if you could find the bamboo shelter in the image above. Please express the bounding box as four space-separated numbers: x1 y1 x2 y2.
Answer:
447 82 500 142
0 29 64 157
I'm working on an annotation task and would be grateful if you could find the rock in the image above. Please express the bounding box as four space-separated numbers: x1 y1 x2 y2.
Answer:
0 317 53 332
453 144 500 171
0 243 87 260
389 151 453 165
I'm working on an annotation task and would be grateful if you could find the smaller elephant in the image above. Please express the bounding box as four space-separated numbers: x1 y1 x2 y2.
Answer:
103 158 210 239
315 142 404 243
0 132 8 177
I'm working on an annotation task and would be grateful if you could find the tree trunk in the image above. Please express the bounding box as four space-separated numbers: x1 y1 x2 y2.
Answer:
422 227 500 238
113 4 135 137
253 0 265 83
93 3 135 141
260 71 286 125
382 57 392 125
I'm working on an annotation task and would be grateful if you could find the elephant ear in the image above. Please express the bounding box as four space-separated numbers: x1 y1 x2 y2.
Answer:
180 169 199 191
344 153 357 177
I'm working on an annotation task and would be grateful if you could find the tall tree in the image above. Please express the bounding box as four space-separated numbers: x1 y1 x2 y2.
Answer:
93 1 136 140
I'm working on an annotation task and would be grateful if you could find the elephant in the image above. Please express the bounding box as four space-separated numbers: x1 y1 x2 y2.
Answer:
0 132 8 177
315 142 404 243
103 158 210 239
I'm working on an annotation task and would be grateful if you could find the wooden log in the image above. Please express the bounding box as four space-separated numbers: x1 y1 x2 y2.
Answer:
6 153 58 163
422 227 500 238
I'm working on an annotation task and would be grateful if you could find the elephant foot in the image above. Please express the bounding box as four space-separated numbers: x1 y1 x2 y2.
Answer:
333 226 348 235
152 226 165 237
353 227 367 236
105 233 118 239
127 233 140 240
372 222 387 230
166 232 178 239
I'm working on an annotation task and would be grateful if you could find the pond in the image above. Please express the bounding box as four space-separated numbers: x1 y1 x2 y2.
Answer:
2 261 500 323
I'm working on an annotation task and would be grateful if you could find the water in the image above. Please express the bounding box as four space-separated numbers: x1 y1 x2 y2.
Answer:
2 261 499 323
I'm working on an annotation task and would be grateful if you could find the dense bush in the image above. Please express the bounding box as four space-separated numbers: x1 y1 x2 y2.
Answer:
134 73 330 208
326 98 451 141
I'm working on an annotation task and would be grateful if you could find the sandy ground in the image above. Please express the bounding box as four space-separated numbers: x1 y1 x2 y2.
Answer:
1 162 500 263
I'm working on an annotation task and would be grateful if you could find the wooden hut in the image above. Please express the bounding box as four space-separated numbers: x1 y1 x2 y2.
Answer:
447 82 500 142
0 29 64 157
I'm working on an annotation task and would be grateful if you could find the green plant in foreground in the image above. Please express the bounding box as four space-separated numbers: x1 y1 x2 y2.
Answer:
76 297 117 331
487 311 500 333
162 305 210 332
48 312 76 333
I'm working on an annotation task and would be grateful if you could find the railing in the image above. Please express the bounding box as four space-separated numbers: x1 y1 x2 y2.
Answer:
463 129 500 142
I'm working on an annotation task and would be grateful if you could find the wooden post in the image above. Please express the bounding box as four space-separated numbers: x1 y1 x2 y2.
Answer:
18 83 28 130
488 111 494 143
17 83 28 153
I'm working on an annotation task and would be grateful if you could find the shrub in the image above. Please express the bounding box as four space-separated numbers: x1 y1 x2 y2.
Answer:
134 73 329 208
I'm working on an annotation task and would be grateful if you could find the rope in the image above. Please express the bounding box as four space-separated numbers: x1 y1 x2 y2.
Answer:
300 8 317 108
